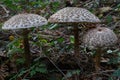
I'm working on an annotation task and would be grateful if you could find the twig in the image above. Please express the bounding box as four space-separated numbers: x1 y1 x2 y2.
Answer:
110 20 120 29
0 4 9 18
46 57 68 80
83 0 94 8
87 70 115 77
23 70 30 79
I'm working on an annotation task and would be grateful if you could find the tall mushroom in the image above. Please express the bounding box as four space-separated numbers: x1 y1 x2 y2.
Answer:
82 27 118 71
48 7 100 56
2 13 47 67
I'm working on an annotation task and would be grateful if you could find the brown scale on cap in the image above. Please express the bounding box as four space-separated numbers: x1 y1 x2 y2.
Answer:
98 28 102 31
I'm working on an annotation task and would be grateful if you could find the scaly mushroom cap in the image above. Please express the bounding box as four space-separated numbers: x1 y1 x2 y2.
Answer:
82 27 118 49
48 7 100 23
2 13 47 29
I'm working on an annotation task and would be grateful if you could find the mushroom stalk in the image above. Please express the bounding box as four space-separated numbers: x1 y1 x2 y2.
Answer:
94 48 102 72
74 24 79 55
23 29 31 67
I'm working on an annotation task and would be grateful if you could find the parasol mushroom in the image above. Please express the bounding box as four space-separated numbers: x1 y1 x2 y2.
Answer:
82 26 118 71
48 7 101 56
2 13 47 67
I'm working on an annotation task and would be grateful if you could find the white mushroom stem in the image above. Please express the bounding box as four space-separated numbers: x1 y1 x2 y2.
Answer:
22 29 31 67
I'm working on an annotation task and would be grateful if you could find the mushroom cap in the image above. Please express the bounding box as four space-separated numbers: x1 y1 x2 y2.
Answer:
2 13 47 30
48 7 100 23
82 27 118 49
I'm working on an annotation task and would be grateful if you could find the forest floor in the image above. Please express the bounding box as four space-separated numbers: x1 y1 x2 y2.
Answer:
0 0 120 80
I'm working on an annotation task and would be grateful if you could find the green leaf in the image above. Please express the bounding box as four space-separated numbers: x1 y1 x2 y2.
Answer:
66 70 81 78
70 35 74 44
108 57 120 64
106 15 112 23
7 48 23 56
35 67 47 74
16 58 25 65
30 69 36 76
112 68 120 77
57 37 64 43
18 70 27 77
37 64 47 73
49 24 58 30
41 39 48 44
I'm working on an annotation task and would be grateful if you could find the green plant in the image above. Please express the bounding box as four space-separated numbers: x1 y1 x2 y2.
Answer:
7 37 24 57
9 62 47 80
30 62 48 76
112 68 120 77
65 70 80 78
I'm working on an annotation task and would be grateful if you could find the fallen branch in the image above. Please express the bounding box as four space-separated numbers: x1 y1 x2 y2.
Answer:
46 57 68 79
87 70 115 77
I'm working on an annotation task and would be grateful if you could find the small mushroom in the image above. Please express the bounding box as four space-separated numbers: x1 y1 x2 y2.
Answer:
82 27 118 71
2 13 47 67
48 7 101 56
